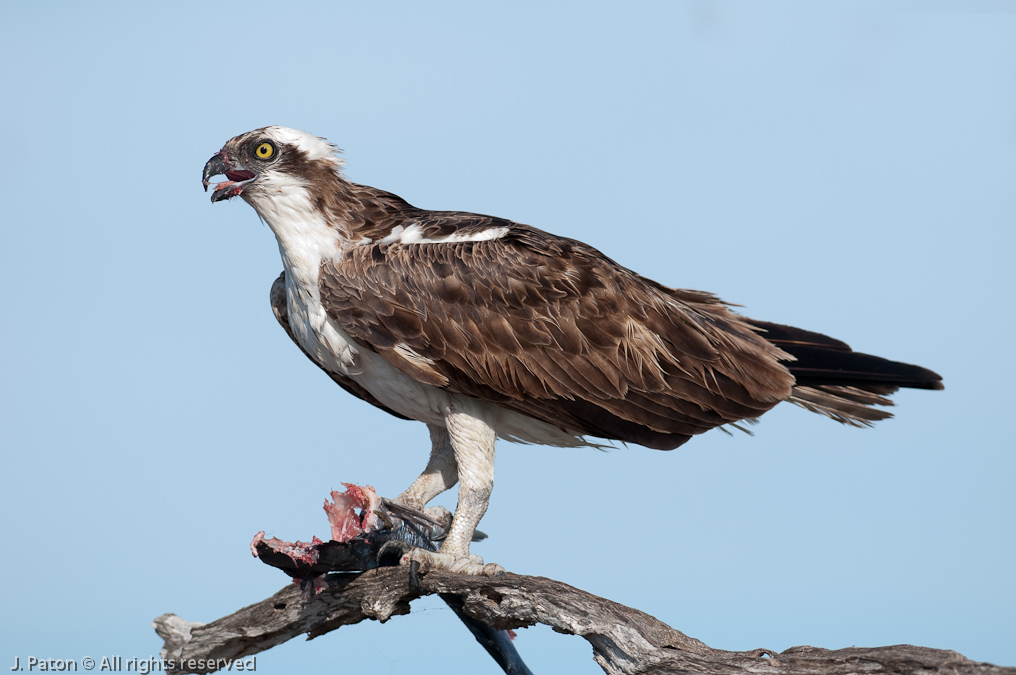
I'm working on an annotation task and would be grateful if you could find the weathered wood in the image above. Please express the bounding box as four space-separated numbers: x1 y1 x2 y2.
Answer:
154 567 1013 675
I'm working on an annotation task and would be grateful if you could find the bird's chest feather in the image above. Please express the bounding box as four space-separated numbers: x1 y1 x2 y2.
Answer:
284 272 449 424
285 275 361 375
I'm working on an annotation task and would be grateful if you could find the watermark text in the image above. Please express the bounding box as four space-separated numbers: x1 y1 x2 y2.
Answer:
9 656 257 672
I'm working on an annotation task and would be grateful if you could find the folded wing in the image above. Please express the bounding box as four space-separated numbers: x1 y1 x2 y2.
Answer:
318 221 797 450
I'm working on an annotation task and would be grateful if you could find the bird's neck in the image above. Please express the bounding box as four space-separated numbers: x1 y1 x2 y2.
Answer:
254 173 413 290
251 182 345 293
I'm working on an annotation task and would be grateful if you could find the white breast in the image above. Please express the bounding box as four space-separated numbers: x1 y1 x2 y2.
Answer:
286 280 445 424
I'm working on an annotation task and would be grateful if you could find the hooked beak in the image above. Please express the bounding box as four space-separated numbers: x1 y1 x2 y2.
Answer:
202 151 257 203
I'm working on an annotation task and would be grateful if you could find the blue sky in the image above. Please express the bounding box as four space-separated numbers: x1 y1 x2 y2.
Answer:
2 1 1014 673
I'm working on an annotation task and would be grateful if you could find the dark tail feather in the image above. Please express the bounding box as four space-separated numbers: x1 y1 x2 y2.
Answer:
749 320 944 427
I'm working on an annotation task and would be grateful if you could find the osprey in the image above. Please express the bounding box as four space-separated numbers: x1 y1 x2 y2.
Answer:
202 126 943 575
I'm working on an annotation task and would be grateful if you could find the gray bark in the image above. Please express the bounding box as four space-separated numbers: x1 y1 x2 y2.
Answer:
153 567 1013 675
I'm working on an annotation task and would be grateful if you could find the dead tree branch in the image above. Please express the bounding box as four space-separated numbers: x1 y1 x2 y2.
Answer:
154 566 1013 675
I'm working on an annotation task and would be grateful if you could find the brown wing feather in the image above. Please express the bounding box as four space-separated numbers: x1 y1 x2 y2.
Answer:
269 273 412 421
317 222 795 448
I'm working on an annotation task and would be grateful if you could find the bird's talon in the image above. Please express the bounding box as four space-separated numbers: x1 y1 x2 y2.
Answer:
401 548 505 576
373 508 395 530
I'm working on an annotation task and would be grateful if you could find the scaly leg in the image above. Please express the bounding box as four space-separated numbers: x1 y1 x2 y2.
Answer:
395 424 458 512
403 400 504 576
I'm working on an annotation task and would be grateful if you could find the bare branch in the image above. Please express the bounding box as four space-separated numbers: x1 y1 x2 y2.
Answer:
154 567 1013 675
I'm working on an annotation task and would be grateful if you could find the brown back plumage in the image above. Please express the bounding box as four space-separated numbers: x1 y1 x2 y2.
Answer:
318 217 799 450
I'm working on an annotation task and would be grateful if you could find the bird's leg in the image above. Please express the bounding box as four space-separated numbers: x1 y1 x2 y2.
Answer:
403 401 504 576
395 424 458 517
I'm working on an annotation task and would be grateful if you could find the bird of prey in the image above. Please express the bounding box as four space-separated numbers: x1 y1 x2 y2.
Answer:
202 126 943 575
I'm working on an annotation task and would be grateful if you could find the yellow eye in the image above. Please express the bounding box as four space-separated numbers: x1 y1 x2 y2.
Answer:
255 141 275 160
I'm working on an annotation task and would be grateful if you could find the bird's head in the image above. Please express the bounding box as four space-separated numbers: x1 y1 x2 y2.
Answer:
201 126 344 206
